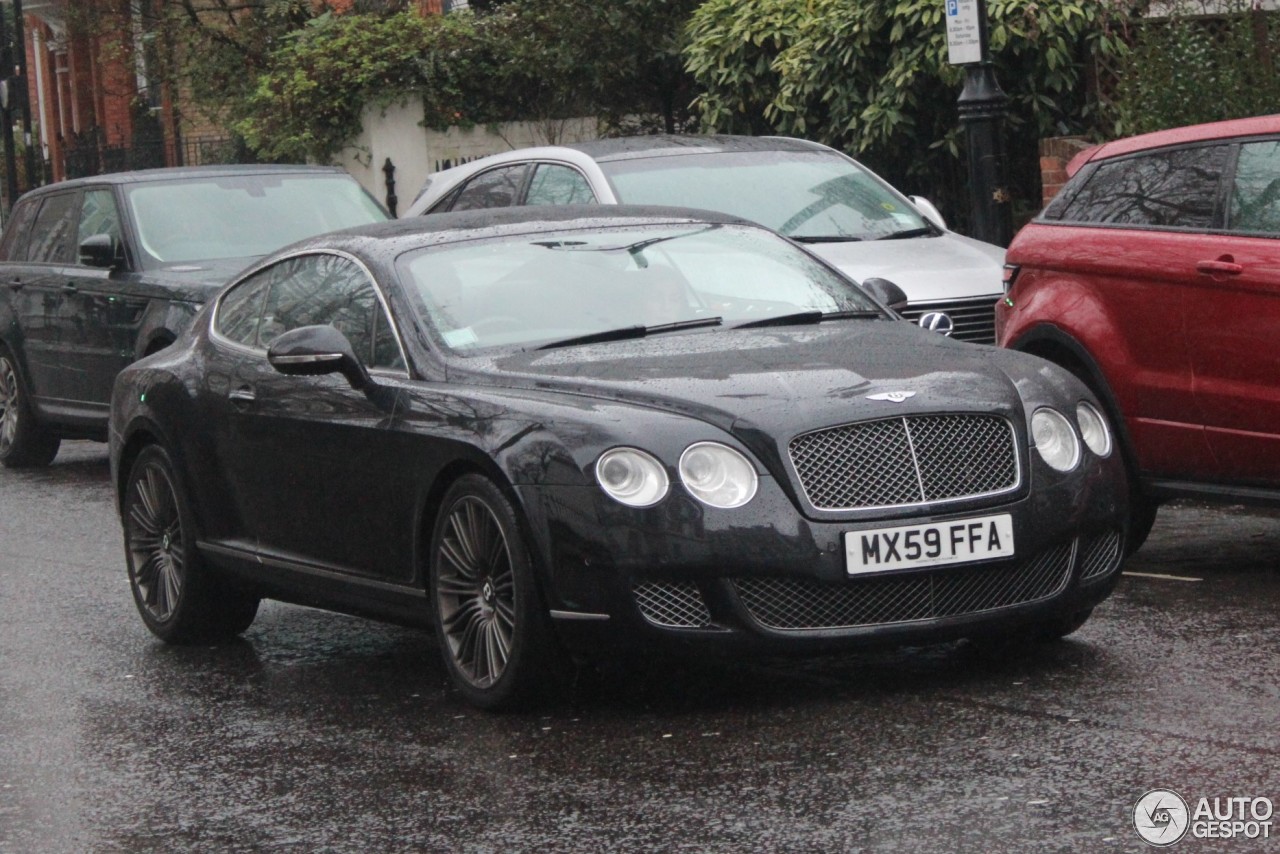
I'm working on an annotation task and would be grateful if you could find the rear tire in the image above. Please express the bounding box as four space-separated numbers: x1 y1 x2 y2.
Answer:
428 475 560 711
122 445 258 643
1125 493 1159 556
0 347 60 468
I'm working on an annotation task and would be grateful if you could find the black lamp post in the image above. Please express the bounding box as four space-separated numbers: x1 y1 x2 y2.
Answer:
948 0 1012 247
0 2 17 212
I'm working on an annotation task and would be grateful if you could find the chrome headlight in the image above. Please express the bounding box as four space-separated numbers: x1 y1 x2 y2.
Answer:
595 448 669 507
1032 408 1080 472
1076 401 1112 458
678 442 758 508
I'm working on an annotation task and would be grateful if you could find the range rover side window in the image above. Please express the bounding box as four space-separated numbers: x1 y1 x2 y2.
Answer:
449 165 527 211
0 197 39 260
1228 139 1280 236
77 189 123 253
25 192 78 263
1055 145 1229 229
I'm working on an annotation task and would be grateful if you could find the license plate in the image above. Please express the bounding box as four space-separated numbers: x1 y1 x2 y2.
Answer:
845 513 1015 575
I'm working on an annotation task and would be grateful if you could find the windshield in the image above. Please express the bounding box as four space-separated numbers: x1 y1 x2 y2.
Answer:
396 223 883 352
600 150 928 241
125 173 387 266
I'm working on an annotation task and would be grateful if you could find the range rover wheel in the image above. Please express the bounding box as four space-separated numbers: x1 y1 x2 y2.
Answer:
123 445 258 643
428 475 559 711
0 348 60 468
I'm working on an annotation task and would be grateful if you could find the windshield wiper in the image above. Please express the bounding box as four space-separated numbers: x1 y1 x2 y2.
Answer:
875 226 938 240
535 316 723 350
731 309 881 329
791 235 864 244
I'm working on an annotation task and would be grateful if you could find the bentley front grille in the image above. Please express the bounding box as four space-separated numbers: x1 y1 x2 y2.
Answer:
788 414 1019 511
732 541 1075 631
898 296 999 344
634 581 712 628
1079 529 1123 581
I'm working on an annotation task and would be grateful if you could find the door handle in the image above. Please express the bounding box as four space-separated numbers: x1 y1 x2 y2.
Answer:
1196 259 1243 276
228 387 256 405
6 281 21 291
61 282 79 293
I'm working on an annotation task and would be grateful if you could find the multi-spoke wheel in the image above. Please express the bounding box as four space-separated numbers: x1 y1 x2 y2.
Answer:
0 347 60 468
429 475 558 710
122 445 258 643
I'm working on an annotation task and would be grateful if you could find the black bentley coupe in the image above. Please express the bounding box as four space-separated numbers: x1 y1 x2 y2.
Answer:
109 207 1131 709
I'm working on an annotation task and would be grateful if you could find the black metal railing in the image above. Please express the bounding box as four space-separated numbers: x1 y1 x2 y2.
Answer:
63 132 257 180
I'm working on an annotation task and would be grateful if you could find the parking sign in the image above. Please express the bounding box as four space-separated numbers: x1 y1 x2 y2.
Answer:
946 0 984 65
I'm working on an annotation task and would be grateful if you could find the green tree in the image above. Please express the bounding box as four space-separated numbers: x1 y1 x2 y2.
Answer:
685 0 1129 226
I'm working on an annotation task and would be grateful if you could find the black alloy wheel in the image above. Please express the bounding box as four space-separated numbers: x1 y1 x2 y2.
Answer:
0 348 60 468
429 475 558 710
123 445 258 643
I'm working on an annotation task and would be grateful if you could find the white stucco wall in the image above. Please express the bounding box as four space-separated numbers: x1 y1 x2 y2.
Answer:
336 99 599 215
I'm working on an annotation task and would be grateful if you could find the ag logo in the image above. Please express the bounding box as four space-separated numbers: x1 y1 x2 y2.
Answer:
1134 789 1190 847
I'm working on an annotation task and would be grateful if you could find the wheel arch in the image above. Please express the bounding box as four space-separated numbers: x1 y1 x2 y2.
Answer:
1010 325 1142 481
414 452 551 594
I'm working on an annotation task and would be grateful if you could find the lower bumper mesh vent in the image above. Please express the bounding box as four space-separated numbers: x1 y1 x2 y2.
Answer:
733 541 1075 631
1079 529 1122 581
634 581 711 628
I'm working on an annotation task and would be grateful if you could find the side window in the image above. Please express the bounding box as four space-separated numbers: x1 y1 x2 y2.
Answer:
77 189 123 252
215 271 273 347
0 197 39 261
525 164 596 206
1055 145 1229 229
259 254 404 369
25 192 78 263
1228 139 1280 236
449 165 527 211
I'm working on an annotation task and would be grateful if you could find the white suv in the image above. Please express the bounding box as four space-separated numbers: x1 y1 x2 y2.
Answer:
405 135 1005 342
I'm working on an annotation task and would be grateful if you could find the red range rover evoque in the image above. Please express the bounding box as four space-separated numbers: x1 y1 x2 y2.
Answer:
997 114 1280 551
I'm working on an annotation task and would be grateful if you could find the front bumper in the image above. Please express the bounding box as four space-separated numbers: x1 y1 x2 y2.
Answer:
517 457 1129 658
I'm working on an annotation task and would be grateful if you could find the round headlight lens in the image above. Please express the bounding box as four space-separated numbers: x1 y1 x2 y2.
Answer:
595 448 669 507
678 442 758 508
1076 401 1112 458
1032 408 1081 472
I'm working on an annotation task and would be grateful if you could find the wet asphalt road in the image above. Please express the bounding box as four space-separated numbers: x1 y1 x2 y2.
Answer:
1 442 1277 853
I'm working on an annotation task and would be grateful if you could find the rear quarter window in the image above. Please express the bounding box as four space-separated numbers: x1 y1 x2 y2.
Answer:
1049 144 1230 230
0 197 39 261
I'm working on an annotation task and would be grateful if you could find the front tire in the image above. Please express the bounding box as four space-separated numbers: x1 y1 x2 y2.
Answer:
0 347 60 468
122 445 258 643
428 475 559 710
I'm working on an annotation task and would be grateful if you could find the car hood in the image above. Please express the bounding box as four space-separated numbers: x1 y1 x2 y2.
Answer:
137 257 259 301
459 322 1032 446
806 233 1005 303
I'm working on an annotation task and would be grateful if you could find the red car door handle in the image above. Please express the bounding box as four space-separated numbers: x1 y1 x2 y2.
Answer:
1196 259 1243 276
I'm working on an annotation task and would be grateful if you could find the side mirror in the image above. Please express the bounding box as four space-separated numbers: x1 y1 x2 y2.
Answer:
908 196 947 231
860 277 910 314
79 233 124 269
267 324 373 392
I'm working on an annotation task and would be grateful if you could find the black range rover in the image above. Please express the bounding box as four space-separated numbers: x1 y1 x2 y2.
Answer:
0 164 386 466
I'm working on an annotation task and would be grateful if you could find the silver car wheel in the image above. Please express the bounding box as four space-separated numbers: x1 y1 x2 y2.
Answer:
435 496 517 689
125 459 186 624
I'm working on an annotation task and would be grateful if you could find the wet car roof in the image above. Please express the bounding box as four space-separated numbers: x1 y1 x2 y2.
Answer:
563 135 831 163
14 164 353 197
308 205 757 254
